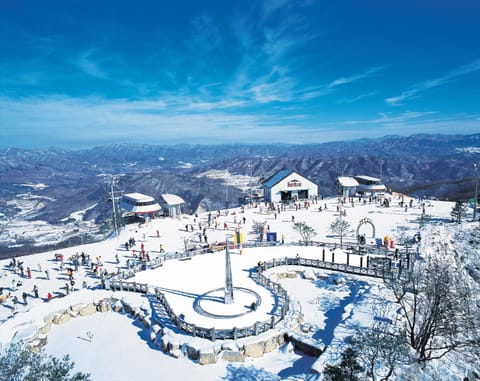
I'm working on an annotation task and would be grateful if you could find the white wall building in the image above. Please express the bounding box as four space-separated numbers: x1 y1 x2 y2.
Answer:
119 193 162 216
159 194 185 217
262 169 318 203
337 176 359 197
354 175 387 195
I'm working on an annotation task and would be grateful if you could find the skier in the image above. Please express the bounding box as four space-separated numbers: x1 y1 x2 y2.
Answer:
12 295 18 313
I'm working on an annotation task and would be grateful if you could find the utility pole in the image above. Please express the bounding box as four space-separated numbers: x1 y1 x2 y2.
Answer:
110 176 118 236
474 163 480 221
247 162 253 204
106 174 122 236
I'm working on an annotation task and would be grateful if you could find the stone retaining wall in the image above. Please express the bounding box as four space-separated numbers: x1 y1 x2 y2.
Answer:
26 297 151 352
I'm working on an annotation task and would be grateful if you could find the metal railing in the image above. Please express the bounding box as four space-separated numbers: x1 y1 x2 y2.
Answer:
107 242 399 341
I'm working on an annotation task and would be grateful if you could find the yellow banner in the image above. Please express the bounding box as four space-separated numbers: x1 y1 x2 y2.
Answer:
234 231 243 244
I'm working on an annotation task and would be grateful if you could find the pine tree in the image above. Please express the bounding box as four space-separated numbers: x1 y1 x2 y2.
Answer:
0 342 90 381
323 347 364 381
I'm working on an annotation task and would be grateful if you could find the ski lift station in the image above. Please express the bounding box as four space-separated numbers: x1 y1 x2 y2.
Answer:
337 176 360 197
158 194 185 217
119 193 162 217
262 169 318 203
336 176 386 197
354 175 387 195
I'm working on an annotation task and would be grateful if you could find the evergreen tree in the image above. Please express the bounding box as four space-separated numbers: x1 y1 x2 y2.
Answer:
323 347 364 381
0 342 90 381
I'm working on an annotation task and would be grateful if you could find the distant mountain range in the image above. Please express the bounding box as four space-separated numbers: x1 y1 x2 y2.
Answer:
1 133 479 256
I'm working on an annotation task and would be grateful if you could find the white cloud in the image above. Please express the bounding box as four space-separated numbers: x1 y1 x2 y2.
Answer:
2 94 478 149
337 91 379 104
73 49 108 79
386 58 480 106
328 67 383 88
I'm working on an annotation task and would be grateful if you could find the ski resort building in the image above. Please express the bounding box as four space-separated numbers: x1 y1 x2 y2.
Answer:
119 193 162 217
337 176 359 197
262 169 318 203
158 194 185 217
354 175 387 195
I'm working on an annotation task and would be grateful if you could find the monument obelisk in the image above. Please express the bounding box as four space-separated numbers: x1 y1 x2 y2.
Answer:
224 238 234 304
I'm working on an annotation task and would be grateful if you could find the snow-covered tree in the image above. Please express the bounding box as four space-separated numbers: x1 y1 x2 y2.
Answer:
450 201 467 223
0 342 90 381
330 217 351 248
353 301 409 381
385 253 479 361
293 222 316 245
323 347 364 381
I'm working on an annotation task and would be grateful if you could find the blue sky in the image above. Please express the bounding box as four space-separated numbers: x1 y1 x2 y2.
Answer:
1 0 479 149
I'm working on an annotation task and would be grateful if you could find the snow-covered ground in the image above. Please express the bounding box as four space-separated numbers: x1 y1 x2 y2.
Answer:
196 169 259 192
0 195 478 380
0 191 103 248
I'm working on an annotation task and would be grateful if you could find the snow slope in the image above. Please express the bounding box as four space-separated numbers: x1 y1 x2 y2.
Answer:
1 195 477 380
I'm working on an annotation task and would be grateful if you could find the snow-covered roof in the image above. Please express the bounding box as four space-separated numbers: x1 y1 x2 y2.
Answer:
160 194 185 206
120 193 161 214
354 175 381 182
337 177 359 187
262 169 295 188
122 193 156 202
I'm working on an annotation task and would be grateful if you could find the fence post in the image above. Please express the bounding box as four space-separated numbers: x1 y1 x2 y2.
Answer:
233 327 238 340
254 322 259 336
360 257 363 268
192 325 196 337
322 248 325 262
347 252 350 266
331 252 335 263
367 255 370 267
271 316 275 329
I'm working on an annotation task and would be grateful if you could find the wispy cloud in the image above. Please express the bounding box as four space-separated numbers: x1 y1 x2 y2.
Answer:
73 49 108 79
337 90 379 104
0 95 290 147
343 110 438 126
328 67 383 88
386 58 480 105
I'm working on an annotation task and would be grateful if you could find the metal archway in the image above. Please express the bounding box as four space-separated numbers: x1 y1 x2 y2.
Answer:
356 217 376 242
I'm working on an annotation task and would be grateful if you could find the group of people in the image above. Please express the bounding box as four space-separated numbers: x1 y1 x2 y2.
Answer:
0 248 109 317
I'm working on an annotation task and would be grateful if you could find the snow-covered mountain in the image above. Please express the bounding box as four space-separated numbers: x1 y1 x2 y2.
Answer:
1 133 479 255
